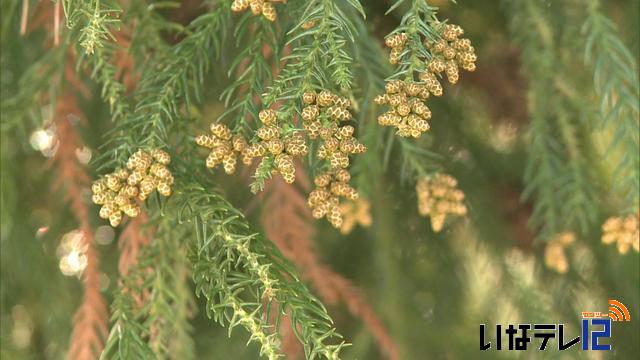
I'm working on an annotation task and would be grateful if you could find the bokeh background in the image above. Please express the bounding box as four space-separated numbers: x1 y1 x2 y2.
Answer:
1 0 639 359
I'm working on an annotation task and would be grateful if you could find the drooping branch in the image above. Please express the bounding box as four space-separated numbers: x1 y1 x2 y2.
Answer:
262 172 399 360
50 91 108 360
583 0 640 212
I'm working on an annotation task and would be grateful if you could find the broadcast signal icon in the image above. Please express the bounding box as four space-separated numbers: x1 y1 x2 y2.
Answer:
608 299 631 321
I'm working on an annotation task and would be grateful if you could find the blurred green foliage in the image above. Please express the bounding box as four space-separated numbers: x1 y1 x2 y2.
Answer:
1 0 639 359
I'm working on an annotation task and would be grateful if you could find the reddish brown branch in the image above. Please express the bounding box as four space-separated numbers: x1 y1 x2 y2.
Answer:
118 213 152 276
68 243 109 360
54 1 60 46
20 0 29 35
50 93 108 360
279 314 303 360
117 215 153 310
21 0 57 46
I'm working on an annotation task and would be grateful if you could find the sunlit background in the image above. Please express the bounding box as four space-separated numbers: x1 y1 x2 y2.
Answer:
1 0 639 359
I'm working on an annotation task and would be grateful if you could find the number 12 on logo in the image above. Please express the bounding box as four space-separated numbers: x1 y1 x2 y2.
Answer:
582 318 611 351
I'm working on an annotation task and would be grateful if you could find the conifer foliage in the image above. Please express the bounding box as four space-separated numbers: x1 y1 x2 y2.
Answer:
1 0 639 359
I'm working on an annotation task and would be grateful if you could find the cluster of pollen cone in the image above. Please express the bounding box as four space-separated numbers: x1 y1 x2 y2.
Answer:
544 232 575 274
196 123 248 175
92 149 173 227
300 90 366 228
378 23 476 138
195 89 367 229
231 0 284 21
301 90 366 169
338 198 372 235
246 109 308 183
416 173 467 232
424 24 477 83
601 214 639 254
375 80 432 138
196 111 308 184
308 169 358 229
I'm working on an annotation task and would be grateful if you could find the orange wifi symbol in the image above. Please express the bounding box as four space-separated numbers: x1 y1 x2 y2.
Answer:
608 299 631 321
